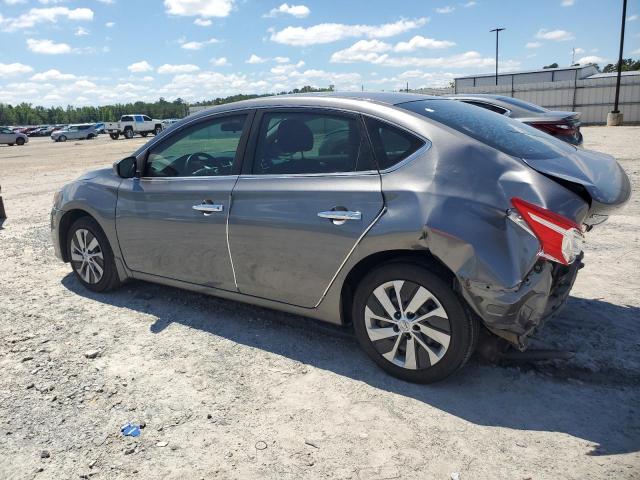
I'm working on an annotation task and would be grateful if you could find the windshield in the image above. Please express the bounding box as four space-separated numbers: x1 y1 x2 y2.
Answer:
399 99 575 160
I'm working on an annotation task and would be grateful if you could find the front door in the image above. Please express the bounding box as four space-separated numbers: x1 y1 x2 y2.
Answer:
116 112 251 290
228 108 384 308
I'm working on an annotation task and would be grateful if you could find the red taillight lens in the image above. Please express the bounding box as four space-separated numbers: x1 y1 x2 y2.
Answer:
529 121 577 137
511 197 585 265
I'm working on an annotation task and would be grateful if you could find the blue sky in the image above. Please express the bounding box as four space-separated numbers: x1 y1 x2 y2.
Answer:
0 0 638 106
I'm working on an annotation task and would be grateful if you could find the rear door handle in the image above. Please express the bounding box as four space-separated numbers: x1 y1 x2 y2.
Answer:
193 203 224 215
318 210 362 221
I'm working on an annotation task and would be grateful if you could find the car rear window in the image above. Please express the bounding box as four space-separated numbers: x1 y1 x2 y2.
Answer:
399 99 575 160
498 96 548 113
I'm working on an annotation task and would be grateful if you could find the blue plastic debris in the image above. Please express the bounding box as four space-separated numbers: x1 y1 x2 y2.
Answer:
121 423 141 437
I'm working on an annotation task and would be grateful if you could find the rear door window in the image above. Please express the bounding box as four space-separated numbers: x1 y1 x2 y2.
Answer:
399 99 575 160
363 117 425 170
121 116 133 122
252 110 373 175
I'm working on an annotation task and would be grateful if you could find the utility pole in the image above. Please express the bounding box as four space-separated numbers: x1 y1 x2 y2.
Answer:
571 47 575 65
608 0 627 126
406 81 409 93
490 28 505 86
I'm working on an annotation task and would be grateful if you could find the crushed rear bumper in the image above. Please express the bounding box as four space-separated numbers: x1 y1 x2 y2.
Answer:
460 255 582 349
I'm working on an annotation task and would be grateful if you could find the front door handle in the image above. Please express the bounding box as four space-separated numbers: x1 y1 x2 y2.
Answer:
193 203 224 215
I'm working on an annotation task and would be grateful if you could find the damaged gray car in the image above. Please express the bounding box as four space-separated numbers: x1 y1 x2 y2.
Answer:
51 93 631 383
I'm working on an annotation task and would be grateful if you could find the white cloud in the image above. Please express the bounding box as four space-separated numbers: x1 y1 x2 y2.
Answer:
631 48 640 55
127 60 153 73
0 62 33 77
194 18 212 26
270 17 428 46
462 1 476 6
525 41 542 48
74 79 97 89
105 21 115 27
436 6 454 14
577 55 606 65
536 29 574 41
246 54 267 64
264 3 310 18
75 26 89 36
274 56 290 63
3 0 27 5
0 7 93 32
157 64 200 74
210 57 230 66
573 47 585 54
627 14 638 21
561 0 575 6
26 38 72 54
164 0 234 18
180 38 219 50
331 46 519 70
394 35 456 52
30 69 77 81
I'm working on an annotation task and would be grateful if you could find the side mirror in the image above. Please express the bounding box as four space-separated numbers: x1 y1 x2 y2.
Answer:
114 156 137 178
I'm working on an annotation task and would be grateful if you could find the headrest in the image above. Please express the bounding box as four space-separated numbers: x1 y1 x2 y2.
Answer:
275 119 313 153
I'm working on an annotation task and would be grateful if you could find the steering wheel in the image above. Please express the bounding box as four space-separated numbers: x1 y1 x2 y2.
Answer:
184 152 216 174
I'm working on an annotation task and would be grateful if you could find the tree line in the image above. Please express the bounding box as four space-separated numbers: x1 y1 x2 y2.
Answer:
0 85 334 126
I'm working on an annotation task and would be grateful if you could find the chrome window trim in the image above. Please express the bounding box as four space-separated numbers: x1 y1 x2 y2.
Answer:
137 174 239 181
237 170 380 180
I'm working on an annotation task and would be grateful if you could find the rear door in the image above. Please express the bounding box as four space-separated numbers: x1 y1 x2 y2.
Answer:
116 111 253 290
227 108 384 308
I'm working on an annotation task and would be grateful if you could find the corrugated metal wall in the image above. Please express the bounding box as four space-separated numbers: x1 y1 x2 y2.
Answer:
416 74 640 125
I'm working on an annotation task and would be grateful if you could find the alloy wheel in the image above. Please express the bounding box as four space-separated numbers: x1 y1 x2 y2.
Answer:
364 280 451 370
70 228 104 284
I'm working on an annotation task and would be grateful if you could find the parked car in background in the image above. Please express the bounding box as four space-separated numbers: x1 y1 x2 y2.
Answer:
447 94 583 145
51 93 630 383
95 123 105 135
105 115 163 140
0 126 28 146
51 124 97 142
161 118 180 129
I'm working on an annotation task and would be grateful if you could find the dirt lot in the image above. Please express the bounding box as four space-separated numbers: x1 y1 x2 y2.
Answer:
1 130 638 480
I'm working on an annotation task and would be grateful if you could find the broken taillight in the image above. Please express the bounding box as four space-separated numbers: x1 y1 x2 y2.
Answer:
510 197 585 265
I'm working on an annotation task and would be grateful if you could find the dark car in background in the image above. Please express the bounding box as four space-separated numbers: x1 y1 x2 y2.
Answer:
447 94 583 146
51 93 629 383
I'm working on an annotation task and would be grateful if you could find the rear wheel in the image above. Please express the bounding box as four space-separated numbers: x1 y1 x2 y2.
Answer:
109 133 119 140
16 137 25 146
58 135 67 142
352 263 477 383
67 216 121 292
124 128 134 139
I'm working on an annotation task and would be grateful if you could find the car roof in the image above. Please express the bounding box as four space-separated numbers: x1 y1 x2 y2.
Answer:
188 91 439 121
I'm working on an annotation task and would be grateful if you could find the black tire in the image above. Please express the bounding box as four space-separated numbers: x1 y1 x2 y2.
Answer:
154 125 162 135
140 132 148 137
16 137 25 146
8 143 14 146
352 263 478 384
124 128 134 139
87 133 95 140
59 135 67 142
109 133 119 140
67 216 121 293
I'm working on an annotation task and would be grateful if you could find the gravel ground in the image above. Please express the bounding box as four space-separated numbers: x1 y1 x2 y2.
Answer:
0 130 638 480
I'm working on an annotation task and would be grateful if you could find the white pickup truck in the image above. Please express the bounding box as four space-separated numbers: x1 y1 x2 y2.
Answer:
105 114 163 140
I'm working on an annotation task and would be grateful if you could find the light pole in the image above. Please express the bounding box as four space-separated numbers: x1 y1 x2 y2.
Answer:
608 0 627 126
490 27 505 86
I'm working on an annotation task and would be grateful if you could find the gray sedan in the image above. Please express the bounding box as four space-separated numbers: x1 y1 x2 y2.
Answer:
0 127 28 146
51 93 630 383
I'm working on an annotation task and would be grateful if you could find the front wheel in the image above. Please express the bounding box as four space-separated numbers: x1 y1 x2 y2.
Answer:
154 125 162 135
352 263 477 383
16 137 25 146
67 216 121 292
58 135 67 142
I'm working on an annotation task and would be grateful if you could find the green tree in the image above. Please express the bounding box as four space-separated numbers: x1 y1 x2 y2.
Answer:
602 58 640 73
543 62 559 69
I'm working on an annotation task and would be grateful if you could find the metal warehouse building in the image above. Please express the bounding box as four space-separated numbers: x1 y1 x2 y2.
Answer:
414 65 640 125
454 65 599 89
